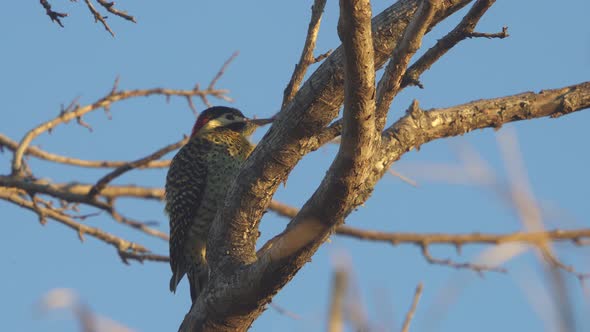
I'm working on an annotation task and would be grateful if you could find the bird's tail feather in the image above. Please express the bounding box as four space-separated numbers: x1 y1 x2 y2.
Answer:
169 269 185 293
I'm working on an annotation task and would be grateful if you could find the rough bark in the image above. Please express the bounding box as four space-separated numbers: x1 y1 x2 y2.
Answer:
177 0 590 330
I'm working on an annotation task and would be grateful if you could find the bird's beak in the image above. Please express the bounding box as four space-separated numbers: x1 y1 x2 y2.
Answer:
246 117 274 126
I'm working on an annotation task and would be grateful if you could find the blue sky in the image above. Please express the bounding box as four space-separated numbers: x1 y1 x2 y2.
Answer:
1 1 589 331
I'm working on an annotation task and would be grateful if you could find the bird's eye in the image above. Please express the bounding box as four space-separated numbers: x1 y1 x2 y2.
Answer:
225 114 235 120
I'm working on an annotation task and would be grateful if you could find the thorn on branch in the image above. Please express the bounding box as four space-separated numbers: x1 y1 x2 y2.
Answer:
186 96 198 116
104 106 112 120
110 76 120 95
406 99 423 118
76 116 93 132
61 96 81 115
29 193 48 225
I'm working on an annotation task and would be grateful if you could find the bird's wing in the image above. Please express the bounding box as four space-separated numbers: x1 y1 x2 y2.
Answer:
165 140 208 292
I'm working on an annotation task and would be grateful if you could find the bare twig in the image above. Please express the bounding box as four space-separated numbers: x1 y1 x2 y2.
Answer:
0 133 171 169
96 0 136 23
421 245 507 274
402 0 503 88
260 0 379 263
40 0 68 27
282 0 329 108
0 190 165 263
388 168 418 187
540 247 590 284
11 83 229 175
208 52 239 91
269 199 590 274
375 0 439 129
108 205 169 241
467 26 509 39
87 137 188 198
0 176 168 241
83 0 115 37
268 303 302 321
400 283 423 332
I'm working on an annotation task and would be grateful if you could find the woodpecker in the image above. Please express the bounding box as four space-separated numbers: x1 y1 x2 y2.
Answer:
165 106 273 303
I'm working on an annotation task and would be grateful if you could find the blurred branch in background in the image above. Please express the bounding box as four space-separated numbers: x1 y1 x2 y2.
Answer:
38 288 135 332
400 283 423 332
327 266 348 332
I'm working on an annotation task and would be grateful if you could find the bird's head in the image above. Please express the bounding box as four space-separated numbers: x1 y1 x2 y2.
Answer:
190 106 274 137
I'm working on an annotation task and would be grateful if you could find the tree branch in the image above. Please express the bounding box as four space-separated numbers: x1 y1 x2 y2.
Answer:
207 0 472 282
11 82 228 176
96 0 136 23
327 268 348 332
86 137 187 198
377 81 590 175
181 1 477 330
375 0 439 129
83 0 115 37
0 176 167 241
0 133 172 169
402 0 505 88
400 283 423 332
262 0 378 263
40 0 67 27
282 0 330 108
0 190 165 263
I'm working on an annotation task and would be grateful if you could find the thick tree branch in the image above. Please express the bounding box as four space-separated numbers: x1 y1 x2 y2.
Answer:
182 1 475 330
377 81 590 175
207 0 472 281
262 0 377 263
